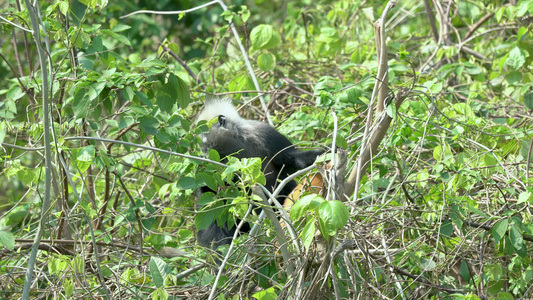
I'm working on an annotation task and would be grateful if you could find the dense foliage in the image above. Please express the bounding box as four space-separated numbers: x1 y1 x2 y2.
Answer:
1 0 533 299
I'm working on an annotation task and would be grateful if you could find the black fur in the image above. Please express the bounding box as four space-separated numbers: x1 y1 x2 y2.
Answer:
196 100 322 248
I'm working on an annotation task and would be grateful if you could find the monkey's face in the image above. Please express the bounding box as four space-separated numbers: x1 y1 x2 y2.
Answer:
201 115 248 159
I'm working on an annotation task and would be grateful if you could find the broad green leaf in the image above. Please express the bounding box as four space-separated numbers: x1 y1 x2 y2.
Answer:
77 145 95 162
149 256 168 288
123 86 134 101
433 142 453 162
101 29 131 46
509 224 524 250
517 191 531 204
195 209 214 230
111 24 131 33
169 73 191 108
316 27 340 44
121 267 150 284
460 261 470 281
196 172 218 191
318 200 349 236
508 46 526 69
419 257 436 271
157 81 177 113
0 231 14 250
492 219 508 244
64 279 74 297
75 145 95 173
524 92 533 109
0 123 5 144
496 292 514 300
453 103 473 118
177 229 193 242
290 194 325 221
176 176 197 190
439 220 453 238
135 90 152 108
300 219 315 250
257 52 276 72
252 287 277 300
517 0 533 17
73 88 91 118
139 115 159 135
151 287 169 300
250 24 281 50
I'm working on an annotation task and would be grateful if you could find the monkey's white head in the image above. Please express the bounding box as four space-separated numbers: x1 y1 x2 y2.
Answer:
196 98 243 124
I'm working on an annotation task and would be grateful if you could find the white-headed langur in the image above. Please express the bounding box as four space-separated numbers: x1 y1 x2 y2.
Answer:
196 99 323 248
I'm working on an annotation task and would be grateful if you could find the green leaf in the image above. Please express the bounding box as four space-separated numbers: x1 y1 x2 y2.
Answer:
250 24 281 50
419 257 436 271
492 219 508 244
0 231 14 250
101 29 131 46
152 287 169 300
439 220 453 238
157 81 177 113
111 24 131 33
316 27 340 44
459 261 470 281
517 191 531 204
508 46 526 69
135 90 152 108
196 172 218 191
433 142 453 162
300 219 315 250
64 279 74 297
177 229 193 242
318 200 349 236
149 256 168 288
517 0 533 17
138 115 159 135
73 88 91 119
290 194 325 221
169 73 191 109
198 192 215 206
257 52 276 72
6 210 29 226
496 292 514 300
509 224 524 250
0 122 5 144
195 209 214 231
176 176 197 190
74 145 95 173
77 145 95 162
524 92 533 109
252 287 277 300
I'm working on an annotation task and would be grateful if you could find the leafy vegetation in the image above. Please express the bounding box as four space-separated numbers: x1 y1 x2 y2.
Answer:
1 0 533 299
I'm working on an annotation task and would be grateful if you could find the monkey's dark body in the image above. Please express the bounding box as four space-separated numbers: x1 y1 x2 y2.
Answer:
196 100 322 248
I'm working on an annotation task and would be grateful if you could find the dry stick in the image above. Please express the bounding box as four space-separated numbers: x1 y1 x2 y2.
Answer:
21 1 54 299
160 43 202 86
117 174 144 258
255 188 295 269
14 239 144 252
527 136 533 184
56 151 111 298
63 136 227 167
378 173 405 300
346 0 397 201
423 0 439 42
464 12 495 40
214 0 271 124
121 0 272 125
208 205 254 300
97 122 138 231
